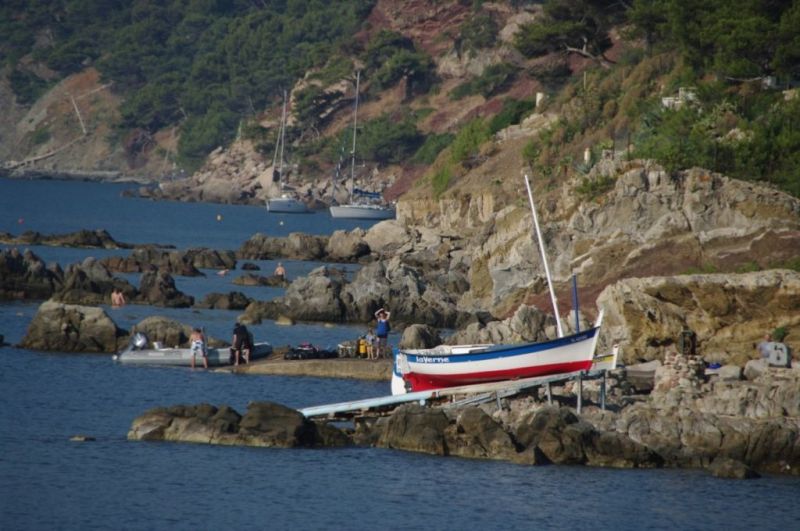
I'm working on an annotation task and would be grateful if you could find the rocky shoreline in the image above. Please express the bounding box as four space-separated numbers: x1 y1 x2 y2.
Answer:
128 357 800 478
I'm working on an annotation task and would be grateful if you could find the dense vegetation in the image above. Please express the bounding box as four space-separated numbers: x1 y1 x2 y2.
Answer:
513 0 800 197
2 0 799 197
1 0 374 169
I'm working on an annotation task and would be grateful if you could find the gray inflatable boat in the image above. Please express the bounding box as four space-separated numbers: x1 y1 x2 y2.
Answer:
114 333 272 366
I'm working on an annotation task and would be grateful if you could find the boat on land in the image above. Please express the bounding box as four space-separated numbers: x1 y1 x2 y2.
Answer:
266 90 309 214
114 333 273 367
329 71 395 220
392 174 604 395
392 321 603 394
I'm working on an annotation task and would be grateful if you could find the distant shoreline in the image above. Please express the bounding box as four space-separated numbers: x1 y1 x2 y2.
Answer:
1 168 156 185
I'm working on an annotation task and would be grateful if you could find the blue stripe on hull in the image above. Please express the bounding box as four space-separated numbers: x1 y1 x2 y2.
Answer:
400 327 598 365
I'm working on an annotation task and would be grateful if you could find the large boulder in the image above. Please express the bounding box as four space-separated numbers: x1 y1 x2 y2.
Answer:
20 300 125 352
100 247 203 276
128 316 225 348
237 232 328 261
399 324 442 349
377 403 450 455
128 401 349 448
282 266 345 321
52 257 137 305
136 270 194 308
596 270 800 365
326 228 370 261
0 248 63 300
447 304 553 345
446 407 519 461
194 291 252 310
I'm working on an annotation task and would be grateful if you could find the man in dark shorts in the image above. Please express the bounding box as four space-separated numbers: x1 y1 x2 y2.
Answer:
231 322 253 365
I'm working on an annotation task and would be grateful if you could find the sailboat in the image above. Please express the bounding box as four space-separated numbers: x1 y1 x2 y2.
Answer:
391 175 604 395
329 71 396 220
266 90 310 214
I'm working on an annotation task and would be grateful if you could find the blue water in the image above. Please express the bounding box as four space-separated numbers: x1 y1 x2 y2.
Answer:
0 177 798 530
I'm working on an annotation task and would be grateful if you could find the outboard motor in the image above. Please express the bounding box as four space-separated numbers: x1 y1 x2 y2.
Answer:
132 332 148 350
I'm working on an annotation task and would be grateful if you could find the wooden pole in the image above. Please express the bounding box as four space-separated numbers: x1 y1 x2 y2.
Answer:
69 94 87 135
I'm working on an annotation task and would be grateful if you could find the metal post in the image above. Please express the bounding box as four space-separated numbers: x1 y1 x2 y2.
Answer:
576 373 583 414
545 382 552 404
572 273 580 333
600 371 606 411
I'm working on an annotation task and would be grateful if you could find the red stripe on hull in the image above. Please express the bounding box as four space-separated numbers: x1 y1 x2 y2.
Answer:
404 360 592 392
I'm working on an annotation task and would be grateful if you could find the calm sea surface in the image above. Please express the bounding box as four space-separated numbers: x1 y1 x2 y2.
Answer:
0 177 797 530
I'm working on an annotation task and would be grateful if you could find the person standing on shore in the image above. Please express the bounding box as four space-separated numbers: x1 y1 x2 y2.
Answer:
190 328 207 369
374 308 391 359
231 322 253 365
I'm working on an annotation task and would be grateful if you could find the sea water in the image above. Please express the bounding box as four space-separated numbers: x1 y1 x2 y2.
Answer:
0 177 797 530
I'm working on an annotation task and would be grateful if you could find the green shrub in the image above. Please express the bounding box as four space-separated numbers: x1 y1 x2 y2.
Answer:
357 114 423 164
488 98 536 134
575 174 615 200
431 162 453 197
30 127 50 146
450 118 490 163
450 63 518 100
412 133 454 164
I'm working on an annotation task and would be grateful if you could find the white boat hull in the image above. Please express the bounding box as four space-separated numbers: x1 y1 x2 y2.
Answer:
114 342 273 367
393 327 601 394
266 197 309 213
329 204 395 220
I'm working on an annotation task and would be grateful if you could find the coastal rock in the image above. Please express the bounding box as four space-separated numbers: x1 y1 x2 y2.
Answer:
377 403 450 455
128 316 225 348
282 267 345 321
20 300 124 352
136 270 194 308
52 257 137 305
399 324 442 349
0 248 63 300
238 232 328 261
194 291 252 310
101 247 204 276
0 228 133 249
447 304 552 345
184 248 236 270
363 220 413 255
446 407 519 461
596 270 800 365
326 228 370 261
128 402 349 448
707 457 760 479
232 273 287 287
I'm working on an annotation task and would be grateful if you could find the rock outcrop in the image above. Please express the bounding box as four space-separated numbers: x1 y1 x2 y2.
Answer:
135 270 194 308
238 232 329 261
52 257 137 305
128 401 350 448
597 270 800 365
0 248 63 300
100 247 231 275
194 291 252 310
20 300 125 352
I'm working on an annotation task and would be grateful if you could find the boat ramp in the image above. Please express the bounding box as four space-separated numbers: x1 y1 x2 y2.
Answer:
300 360 616 422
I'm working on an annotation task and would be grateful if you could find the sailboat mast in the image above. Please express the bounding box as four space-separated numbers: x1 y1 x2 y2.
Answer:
349 71 360 202
278 89 288 185
524 174 564 337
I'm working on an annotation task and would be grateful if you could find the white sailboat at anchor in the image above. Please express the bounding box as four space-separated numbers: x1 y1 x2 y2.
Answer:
329 71 395 220
266 90 310 214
